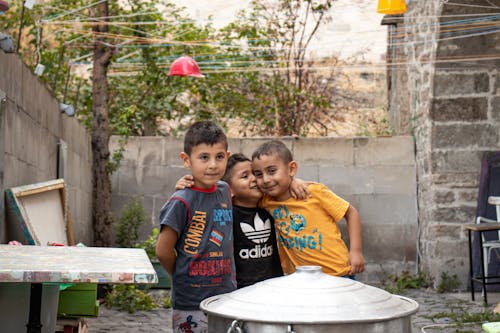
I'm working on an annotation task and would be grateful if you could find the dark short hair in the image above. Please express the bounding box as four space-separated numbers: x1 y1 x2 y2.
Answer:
223 153 250 183
251 140 293 164
184 121 228 155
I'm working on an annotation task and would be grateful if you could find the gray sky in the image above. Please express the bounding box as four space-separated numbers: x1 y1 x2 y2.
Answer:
175 0 386 62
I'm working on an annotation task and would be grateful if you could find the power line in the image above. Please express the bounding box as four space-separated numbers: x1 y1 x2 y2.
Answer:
103 52 500 76
42 0 107 22
41 14 499 47
52 19 498 47
446 1 500 9
57 20 499 59
28 1 500 76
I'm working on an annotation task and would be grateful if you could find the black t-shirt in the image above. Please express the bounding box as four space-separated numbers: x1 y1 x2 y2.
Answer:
233 205 283 288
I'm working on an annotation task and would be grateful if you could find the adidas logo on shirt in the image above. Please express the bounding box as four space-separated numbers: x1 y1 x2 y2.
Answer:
239 213 274 259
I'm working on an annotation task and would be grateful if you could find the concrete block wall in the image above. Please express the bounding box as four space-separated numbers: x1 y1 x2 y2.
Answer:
0 51 93 245
386 0 500 286
110 135 418 283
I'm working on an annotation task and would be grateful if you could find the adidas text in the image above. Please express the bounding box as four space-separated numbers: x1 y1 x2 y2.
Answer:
239 244 273 259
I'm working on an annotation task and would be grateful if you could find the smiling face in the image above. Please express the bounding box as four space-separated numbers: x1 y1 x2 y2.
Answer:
251 153 297 201
227 160 262 207
180 142 229 189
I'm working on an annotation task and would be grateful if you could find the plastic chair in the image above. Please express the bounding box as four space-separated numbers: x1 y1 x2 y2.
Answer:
477 196 500 277
468 152 500 302
472 152 500 282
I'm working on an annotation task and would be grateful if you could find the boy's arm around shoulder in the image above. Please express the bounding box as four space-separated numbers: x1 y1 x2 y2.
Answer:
155 226 178 275
344 205 365 275
290 178 313 200
175 174 194 190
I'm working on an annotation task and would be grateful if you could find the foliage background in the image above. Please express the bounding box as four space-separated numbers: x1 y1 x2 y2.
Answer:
0 0 389 139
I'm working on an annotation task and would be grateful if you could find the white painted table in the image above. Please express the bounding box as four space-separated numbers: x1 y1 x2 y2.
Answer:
0 245 158 333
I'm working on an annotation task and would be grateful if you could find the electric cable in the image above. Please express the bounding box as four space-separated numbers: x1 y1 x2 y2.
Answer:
25 1 500 77
42 0 107 22
446 1 500 9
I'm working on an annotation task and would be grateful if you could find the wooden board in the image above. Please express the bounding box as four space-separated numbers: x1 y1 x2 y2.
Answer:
5 179 74 246
0 245 158 284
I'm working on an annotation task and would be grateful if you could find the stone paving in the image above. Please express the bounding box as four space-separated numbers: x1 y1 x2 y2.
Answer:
84 289 500 333
85 289 172 333
406 289 499 333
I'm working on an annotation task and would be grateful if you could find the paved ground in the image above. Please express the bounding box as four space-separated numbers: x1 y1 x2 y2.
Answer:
83 288 500 333
407 289 499 333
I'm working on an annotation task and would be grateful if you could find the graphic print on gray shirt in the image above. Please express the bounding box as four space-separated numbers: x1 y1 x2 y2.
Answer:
159 181 236 310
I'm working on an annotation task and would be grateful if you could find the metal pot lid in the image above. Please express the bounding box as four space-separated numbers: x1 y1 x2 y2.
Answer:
200 266 419 323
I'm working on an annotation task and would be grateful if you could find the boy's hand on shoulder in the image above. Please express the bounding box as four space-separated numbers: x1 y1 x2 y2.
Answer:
175 174 194 190
349 251 365 275
290 178 312 200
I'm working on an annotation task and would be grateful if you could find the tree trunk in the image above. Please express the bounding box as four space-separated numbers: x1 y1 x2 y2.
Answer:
91 1 114 247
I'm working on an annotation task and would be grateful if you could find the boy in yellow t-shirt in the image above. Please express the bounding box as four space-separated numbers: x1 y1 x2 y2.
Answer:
251 140 365 277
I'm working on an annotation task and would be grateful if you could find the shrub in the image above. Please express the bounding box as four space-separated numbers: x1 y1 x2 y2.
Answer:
115 196 148 248
105 285 157 313
136 227 159 260
381 271 431 294
437 271 461 293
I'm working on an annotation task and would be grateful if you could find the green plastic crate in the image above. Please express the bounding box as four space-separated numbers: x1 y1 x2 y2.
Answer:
57 283 99 318
151 261 171 289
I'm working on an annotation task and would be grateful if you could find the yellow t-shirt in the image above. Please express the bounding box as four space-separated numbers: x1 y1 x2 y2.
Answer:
260 183 351 276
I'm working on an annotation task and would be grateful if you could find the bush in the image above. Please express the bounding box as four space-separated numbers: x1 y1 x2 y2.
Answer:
115 196 148 248
104 285 172 313
105 285 157 313
437 271 461 293
136 227 159 260
381 271 431 294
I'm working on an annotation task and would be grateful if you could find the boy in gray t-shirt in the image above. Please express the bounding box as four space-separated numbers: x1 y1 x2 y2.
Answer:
156 121 236 333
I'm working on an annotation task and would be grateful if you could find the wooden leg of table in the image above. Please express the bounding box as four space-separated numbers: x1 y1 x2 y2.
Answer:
469 229 475 301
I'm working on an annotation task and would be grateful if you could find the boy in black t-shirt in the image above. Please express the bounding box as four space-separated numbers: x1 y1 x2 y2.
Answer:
222 153 283 287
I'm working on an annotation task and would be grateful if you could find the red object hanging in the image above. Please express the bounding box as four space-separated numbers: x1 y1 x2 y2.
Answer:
0 0 10 12
168 56 204 78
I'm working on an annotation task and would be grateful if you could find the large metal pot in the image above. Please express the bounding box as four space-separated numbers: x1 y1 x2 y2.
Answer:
200 266 419 333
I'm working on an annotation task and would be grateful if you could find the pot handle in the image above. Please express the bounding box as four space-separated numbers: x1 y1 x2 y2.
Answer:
227 320 244 333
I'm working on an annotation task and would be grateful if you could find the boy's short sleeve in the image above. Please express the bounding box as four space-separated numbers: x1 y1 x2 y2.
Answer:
314 184 350 222
159 196 189 234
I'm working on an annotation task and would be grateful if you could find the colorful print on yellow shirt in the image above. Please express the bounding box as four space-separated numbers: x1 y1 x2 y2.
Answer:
272 205 323 252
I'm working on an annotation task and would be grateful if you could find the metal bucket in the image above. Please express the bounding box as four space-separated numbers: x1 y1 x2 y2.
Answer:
200 266 419 333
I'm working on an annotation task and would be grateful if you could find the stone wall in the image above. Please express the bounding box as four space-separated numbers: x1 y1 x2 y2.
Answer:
110 135 418 283
0 51 93 245
385 0 500 285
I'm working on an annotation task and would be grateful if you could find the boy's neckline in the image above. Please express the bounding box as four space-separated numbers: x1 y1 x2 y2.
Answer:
233 197 260 208
233 203 259 209
265 193 292 202
191 184 217 193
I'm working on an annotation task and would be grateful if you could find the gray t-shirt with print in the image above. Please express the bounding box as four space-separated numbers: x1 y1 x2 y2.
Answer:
159 181 236 310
